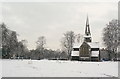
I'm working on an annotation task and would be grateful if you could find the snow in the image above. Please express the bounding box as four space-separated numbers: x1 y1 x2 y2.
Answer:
2 59 118 77
88 42 99 48
84 35 91 38
91 51 99 57
73 42 99 49
71 44 80 56
73 43 81 48
71 51 79 56
0 60 2 79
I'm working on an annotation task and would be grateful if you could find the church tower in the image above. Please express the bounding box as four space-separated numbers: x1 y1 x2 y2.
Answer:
84 16 92 42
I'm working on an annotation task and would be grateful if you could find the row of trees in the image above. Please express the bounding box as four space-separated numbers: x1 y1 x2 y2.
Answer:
1 23 83 60
0 19 120 60
0 23 82 59
30 31 83 60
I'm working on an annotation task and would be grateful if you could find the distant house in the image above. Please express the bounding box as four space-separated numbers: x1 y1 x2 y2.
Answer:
71 16 100 61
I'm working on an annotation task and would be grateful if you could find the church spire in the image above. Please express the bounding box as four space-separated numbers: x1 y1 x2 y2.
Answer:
84 16 92 42
85 16 91 36
86 15 89 26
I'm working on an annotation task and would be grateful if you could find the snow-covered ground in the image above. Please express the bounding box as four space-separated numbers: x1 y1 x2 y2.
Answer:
1 59 118 77
0 60 2 79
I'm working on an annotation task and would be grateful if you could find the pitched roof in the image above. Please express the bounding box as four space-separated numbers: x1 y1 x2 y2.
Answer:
91 51 99 57
73 42 99 48
87 42 99 48
73 43 82 48
71 51 79 56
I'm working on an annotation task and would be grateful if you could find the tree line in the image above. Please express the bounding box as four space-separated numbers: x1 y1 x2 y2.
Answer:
103 19 120 60
0 23 82 60
1 23 29 59
0 19 120 60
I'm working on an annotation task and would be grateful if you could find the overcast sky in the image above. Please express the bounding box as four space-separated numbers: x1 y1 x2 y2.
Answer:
2 2 118 50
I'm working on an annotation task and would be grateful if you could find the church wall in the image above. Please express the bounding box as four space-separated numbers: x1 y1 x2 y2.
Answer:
79 42 91 58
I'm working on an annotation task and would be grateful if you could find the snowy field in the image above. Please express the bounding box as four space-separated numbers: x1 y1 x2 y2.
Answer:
0 60 2 79
1 59 118 77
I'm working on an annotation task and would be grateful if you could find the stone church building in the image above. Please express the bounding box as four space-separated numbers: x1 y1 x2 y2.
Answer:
71 16 100 61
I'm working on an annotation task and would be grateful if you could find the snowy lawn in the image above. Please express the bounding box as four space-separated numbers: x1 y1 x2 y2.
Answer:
2 59 118 77
0 60 2 79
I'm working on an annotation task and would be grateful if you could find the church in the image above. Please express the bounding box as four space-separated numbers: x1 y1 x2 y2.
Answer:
71 16 100 61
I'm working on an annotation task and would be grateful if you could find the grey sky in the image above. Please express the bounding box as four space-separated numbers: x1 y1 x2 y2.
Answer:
2 2 118 50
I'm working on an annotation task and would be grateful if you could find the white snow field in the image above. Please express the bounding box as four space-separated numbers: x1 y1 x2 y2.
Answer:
2 59 118 77
0 60 2 79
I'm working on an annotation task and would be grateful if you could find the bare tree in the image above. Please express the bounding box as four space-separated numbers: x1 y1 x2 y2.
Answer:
36 36 46 50
36 36 46 59
103 19 120 60
75 33 83 43
61 31 75 60
20 40 29 58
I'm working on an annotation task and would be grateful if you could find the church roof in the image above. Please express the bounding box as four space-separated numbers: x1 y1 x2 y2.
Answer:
71 51 79 56
73 42 99 48
91 51 99 57
87 42 99 48
73 43 82 48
